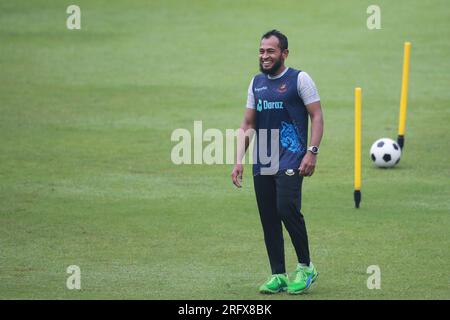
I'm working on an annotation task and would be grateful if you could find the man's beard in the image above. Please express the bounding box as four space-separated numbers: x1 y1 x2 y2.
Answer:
259 58 284 76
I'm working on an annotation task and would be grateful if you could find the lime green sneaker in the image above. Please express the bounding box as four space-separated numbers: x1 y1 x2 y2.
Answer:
259 274 289 294
287 263 318 295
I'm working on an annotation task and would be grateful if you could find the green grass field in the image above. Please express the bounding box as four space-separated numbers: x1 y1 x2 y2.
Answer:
1 0 449 299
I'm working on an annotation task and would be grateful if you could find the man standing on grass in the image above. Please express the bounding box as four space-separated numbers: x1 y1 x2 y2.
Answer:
231 30 324 294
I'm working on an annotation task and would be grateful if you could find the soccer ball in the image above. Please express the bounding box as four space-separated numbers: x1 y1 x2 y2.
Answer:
370 138 402 168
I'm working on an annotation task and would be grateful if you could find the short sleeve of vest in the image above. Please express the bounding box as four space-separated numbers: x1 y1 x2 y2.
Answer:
297 71 320 105
246 77 255 109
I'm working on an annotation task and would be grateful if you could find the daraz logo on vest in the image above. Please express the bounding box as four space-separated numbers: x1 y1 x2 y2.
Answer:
256 99 284 112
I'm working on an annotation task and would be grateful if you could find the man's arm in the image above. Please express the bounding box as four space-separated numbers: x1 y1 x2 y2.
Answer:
231 108 256 187
299 101 324 177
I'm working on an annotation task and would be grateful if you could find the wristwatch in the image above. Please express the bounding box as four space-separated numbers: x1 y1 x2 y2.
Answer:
307 146 319 155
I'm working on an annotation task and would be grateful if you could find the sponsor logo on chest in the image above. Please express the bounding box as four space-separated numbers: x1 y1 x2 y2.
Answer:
256 99 284 112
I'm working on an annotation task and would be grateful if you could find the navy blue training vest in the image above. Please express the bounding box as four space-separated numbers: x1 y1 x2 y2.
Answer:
252 68 308 175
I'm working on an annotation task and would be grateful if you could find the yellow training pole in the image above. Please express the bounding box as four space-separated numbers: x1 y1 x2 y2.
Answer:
397 42 411 149
354 87 362 208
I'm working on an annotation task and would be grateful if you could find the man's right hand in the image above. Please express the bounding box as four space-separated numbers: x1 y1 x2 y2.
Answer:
231 164 244 188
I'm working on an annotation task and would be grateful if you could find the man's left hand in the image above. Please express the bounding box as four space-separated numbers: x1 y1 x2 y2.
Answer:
299 152 317 177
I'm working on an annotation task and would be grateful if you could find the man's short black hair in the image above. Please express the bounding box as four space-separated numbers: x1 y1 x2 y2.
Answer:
261 29 288 51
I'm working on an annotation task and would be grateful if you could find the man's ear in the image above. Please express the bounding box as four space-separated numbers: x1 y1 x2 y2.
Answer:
283 49 289 59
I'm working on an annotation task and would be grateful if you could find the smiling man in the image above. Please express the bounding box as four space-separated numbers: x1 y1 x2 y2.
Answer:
231 30 324 295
